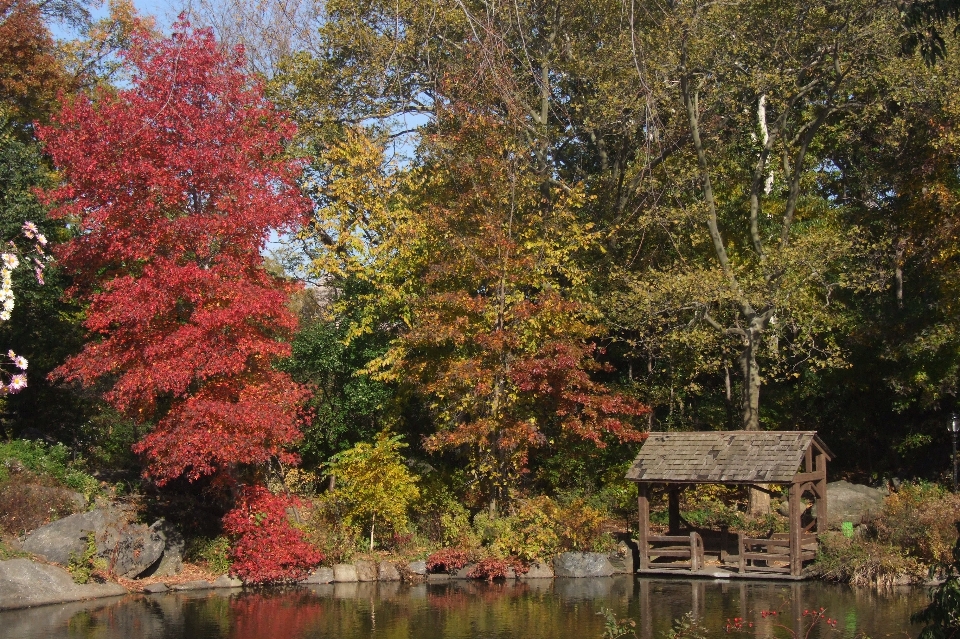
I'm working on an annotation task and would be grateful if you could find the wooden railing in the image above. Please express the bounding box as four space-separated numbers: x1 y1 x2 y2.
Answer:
642 532 704 571
738 532 817 574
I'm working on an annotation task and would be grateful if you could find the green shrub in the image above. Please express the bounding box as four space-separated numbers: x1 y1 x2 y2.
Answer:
0 440 98 498
413 481 478 548
185 536 232 575
66 533 107 584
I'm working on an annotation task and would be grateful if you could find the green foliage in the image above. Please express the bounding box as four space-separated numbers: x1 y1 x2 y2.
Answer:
597 608 636 639
66 532 106 584
185 536 233 575
413 480 478 548
279 279 400 467
320 432 420 550
661 612 708 639
0 439 97 498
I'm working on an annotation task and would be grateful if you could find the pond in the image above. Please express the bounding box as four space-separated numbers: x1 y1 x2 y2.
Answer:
1 576 928 639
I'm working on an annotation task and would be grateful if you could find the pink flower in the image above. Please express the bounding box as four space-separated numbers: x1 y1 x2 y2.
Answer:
9 374 27 392
21 222 38 239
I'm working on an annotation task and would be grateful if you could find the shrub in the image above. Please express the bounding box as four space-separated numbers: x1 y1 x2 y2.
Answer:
807 532 924 587
185 535 233 575
426 547 471 574
0 439 98 497
0 474 82 535
413 481 478 548
66 532 107 584
913 522 960 639
467 556 527 581
223 485 324 585
876 482 960 565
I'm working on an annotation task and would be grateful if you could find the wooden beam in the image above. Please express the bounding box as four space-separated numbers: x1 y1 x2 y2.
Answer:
669 485 681 535
789 481 802 576
638 483 649 571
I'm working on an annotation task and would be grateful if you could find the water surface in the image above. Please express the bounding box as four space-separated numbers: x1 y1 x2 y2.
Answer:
1 576 928 639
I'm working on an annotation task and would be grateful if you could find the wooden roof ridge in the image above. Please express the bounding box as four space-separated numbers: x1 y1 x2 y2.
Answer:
624 430 833 485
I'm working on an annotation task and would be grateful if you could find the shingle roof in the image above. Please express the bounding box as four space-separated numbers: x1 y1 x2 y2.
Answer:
624 431 831 484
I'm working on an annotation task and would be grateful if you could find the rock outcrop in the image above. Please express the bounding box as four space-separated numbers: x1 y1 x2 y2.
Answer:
0 558 126 611
552 552 615 578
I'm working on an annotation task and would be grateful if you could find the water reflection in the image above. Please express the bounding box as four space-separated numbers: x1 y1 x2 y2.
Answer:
2 577 925 639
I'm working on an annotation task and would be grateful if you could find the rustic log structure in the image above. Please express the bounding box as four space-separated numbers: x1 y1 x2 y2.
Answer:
625 431 833 578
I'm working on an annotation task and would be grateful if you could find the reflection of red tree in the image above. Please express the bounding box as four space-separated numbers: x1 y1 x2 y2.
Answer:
229 592 325 639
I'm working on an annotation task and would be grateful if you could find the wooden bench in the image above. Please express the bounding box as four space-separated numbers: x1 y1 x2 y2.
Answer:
738 532 817 574
642 532 705 571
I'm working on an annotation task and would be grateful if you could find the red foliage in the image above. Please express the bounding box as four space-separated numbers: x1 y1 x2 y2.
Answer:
222 484 323 584
37 22 312 483
467 556 528 581
426 547 471 574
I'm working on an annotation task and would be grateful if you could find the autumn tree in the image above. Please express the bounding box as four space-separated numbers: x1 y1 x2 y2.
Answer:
38 23 312 486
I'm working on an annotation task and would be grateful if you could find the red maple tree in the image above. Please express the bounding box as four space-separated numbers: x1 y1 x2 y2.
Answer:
38 22 312 485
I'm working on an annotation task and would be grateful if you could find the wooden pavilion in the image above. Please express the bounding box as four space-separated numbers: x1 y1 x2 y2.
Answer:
625 431 833 579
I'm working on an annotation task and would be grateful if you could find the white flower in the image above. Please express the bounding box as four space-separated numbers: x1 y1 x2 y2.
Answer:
21 222 38 238
9 374 27 391
36 234 47 246
2 254 19 270
1 310 12 321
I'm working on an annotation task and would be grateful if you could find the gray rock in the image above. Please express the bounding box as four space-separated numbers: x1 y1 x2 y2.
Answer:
819 480 886 528
355 559 378 582
333 564 358 582
518 561 554 579
212 575 242 588
427 573 450 582
99 520 166 579
452 563 476 579
378 562 401 582
20 509 115 565
408 560 427 575
303 566 334 584
142 583 169 593
169 580 213 591
150 520 184 578
0 558 127 610
608 541 634 574
552 552 615 578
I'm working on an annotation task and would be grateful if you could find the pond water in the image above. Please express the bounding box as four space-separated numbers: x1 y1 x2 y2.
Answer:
1 576 928 639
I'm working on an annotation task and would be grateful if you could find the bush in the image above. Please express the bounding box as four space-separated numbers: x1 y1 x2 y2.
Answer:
223 484 324 585
426 547 471 574
66 532 107 584
876 482 960 565
185 535 233 575
913 522 960 639
0 473 83 535
413 481 478 548
0 439 98 497
806 532 924 587
467 556 527 581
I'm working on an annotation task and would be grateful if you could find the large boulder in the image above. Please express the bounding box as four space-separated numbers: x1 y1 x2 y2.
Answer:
148 520 184 577
607 541 635 574
378 562 401 582
0 558 126 610
303 566 335 584
407 560 427 575
552 552 615 578
333 564 358 582
100 520 166 578
820 481 886 528
20 509 119 565
355 559 378 582
519 561 554 579
776 480 887 529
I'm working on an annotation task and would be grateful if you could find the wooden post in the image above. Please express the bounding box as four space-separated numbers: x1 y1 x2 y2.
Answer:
720 526 729 564
789 481 802 576
738 532 745 573
668 485 681 534
815 451 828 533
638 483 649 571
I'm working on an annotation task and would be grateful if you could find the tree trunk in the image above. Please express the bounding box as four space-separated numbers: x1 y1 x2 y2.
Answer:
740 323 770 514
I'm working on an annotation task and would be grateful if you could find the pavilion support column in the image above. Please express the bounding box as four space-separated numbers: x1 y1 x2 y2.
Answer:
815 451 828 533
789 481 802 576
668 486 681 534
638 483 650 571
